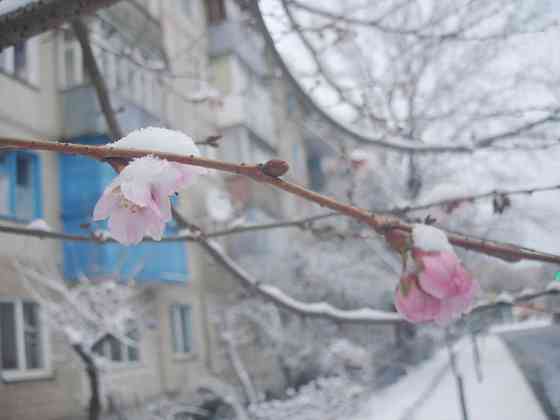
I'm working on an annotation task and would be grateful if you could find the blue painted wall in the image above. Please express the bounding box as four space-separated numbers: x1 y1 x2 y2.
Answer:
59 135 188 283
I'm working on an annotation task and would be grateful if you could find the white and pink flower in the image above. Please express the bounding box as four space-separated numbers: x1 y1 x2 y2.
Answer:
93 128 204 245
394 224 479 325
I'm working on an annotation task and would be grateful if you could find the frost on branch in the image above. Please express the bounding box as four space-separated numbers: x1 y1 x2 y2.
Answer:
395 225 479 325
94 127 205 245
17 263 143 351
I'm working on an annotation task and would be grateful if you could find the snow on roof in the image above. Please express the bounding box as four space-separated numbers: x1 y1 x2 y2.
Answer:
351 333 548 420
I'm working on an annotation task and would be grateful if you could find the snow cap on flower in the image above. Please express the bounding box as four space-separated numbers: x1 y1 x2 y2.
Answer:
412 224 453 253
94 128 209 245
394 224 479 326
110 126 208 184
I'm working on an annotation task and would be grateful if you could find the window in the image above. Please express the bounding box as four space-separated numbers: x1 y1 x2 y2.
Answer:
0 152 42 221
170 304 192 354
92 323 140 365
206 0 226 24
0 300 50 381
14 41 27 80
0 38 39 85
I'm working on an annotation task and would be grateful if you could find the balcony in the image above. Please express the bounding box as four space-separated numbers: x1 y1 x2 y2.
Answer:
207 21 268 77
97 1 164 56
59 135 188 283
61 85 162 139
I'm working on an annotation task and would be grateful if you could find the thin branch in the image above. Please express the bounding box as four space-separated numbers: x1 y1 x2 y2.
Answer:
394 184 560 214
2 136 560 264
0 0 121 50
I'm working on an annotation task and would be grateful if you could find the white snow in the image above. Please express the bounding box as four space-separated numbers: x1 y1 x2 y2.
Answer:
258 284 402 323
490 319 551 334
351 334 548 420
27 219 51 231
109 127 201 157
546 280 560 291
412 224 453 253
495 291 514 303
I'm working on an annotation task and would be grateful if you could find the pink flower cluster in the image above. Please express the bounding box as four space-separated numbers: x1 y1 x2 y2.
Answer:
93 128 205 245
394 225 479 325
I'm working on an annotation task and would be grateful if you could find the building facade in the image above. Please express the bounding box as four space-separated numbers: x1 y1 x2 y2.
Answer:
0 1 311 419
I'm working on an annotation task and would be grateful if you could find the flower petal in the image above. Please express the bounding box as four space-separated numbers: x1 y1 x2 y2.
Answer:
108 208 145 245
93 189 120 221
395 274 441 323
417 251 462 299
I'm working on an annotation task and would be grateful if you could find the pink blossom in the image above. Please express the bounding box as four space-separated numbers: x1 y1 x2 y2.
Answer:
93 156 183 245
394 224 479 325
395 274 441 323
413 249 475 300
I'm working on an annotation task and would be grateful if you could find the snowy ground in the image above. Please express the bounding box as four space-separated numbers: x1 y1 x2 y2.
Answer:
351 326 548 420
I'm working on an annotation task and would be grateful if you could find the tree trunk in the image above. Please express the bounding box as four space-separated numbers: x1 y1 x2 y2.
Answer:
73 344 102 420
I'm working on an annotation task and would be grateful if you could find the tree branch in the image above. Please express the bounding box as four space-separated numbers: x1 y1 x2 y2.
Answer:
0 0 121 50
71 18 123 141
2 136 560 264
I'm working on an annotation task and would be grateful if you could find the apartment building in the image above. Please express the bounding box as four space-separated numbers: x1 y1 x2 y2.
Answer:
0 1 311 419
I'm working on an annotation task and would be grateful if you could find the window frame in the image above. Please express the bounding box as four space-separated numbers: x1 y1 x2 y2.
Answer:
91 326 141 368
0 151 43 222
0 36 40 86
0 299 52 382
170 304 193 355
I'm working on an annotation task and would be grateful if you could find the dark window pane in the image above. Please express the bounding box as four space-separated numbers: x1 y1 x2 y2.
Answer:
108 335 122 362
14 41 27 79
126 326 140 362
15 155 34 219
180 306 191 353
92 340 104 357
127 345 139 362
0 302 18 370
23 302 42 369
16 155 30 187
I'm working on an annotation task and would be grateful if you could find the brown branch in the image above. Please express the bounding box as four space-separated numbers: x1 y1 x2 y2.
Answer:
2 136 560 264
72 18 123 141
0 0 122 50
393 184 560 215
72 344 101 420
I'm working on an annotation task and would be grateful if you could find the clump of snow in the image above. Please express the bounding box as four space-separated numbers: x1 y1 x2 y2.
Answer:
495 291 514 303
489 319 552 334
63 326 83 345
250 376 365 420
519 287 537 297
27 219 51 231
110 127 201 157
321 339 369 376
412 224 453 252
546 280 560 292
